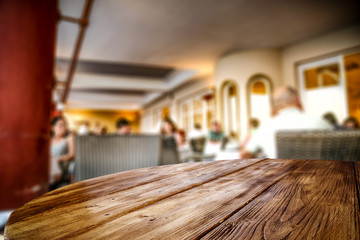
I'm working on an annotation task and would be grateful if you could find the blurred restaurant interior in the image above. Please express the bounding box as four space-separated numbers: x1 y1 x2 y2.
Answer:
1 0 360 235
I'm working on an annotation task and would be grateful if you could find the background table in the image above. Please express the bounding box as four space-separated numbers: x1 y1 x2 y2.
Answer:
5 159 360 239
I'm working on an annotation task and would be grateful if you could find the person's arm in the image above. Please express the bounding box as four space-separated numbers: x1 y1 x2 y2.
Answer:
58 134 75 162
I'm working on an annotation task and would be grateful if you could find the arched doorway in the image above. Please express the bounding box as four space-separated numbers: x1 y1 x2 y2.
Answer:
220 80 240 139
247 75 273 129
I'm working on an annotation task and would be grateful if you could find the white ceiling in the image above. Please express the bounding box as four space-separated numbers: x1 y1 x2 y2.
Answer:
56 0 360 111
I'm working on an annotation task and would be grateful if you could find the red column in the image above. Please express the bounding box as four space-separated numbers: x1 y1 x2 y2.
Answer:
0 0 58 209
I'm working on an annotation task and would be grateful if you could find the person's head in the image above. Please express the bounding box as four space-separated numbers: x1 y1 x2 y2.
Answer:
323 112 338 127
94 121 101 128
211 121 222 133
116 118 131 135
342 117 359 129
272 86 302 114
93 122 103 135
51 116 67 138
81 121 90 127
163 118 177 135
249 118 260 129
101 126 108 135
194 123 202 130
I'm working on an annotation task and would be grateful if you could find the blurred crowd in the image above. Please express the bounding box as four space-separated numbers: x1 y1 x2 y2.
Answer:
49 86 359 191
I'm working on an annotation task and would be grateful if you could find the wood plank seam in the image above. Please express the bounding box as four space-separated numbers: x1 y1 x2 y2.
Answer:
353 162 360 240
5 159 268 239
201 160 358 239
66 160 299 239
59 159 270 238
14 160 251 221
196 160 300 239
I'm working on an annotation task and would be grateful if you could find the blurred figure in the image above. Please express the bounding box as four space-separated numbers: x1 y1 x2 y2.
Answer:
78 121 90 135
93 121 103 135
188 123 206 138
116 118 131 135
241 86 332 159
208 121 224 144
50 116 74 190
177 129 187 146
161 118 183 145
342 117 359 130
162 118 177 136
240 118 260 151
323 112 341 130
101 126 108 135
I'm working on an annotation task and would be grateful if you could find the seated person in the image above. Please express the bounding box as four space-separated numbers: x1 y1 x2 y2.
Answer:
322 112 341 130
240 118 259 151
342 117 359 130
161 118 183 146
241 86 332 159
116 118 131 135
50 116 74 190
208 121 224 144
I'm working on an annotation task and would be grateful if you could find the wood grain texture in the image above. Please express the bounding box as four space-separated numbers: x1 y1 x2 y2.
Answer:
203 160 360 240
4 159 360 240
5 159 263 239
354 161 360 238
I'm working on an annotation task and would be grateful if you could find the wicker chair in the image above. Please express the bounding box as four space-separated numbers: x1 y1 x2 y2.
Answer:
159 136 180 165
75 134 162 181
276 130 360 161
184 137 216 162
190 137 207 153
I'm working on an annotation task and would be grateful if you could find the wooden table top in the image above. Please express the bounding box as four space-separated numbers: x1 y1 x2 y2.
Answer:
5 159 360 239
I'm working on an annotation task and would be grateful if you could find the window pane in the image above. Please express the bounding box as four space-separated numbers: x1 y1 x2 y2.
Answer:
193 99 202 112
251 81 267 94
304 64 339 89
194 113 202 126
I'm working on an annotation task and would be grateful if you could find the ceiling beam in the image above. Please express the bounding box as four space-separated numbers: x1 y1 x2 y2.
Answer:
65 101 142 111
68 91 144 103
70 73 168 92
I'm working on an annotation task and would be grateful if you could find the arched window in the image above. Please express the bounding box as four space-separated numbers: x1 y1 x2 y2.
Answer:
221 81 240 139
247 75 272 128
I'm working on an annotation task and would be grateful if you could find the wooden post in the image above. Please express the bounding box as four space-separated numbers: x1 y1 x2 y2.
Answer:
0 0 58 209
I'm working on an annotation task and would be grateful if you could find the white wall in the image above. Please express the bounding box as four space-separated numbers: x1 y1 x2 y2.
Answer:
215 49 282 140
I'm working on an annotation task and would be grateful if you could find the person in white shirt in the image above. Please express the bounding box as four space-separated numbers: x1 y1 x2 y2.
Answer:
241 86 332 159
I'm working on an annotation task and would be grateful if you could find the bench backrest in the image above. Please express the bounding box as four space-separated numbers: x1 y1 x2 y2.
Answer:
75 134 161 181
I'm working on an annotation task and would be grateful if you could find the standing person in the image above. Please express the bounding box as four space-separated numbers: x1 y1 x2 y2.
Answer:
241 86 332 159
208 121 224 144
50 116 74 190
116 118 131 135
